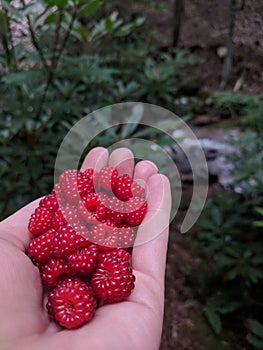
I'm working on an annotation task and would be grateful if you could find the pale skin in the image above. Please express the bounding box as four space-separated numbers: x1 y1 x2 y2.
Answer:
0 147 171 350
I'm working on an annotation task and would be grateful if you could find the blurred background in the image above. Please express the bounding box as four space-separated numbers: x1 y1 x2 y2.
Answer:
0 0 262 348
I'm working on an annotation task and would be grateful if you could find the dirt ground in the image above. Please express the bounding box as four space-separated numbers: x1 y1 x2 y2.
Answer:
160 222 201 350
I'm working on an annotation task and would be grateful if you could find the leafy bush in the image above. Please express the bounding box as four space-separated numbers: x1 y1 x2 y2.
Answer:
0 0 199 219
212 91 263 132
247 319 263 349
228 132 263 196
188 128 263 347
189 193 263 327
0 0 143 218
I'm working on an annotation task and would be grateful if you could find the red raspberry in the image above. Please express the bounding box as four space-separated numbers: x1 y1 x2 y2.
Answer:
100 218 117 226
39 194 59 213
61 204 83 227
53 225 89 258
106 197 125 224
99 248 131 263
90 223 118 251
41 257 72 287
53 208 67 231
52 184 67 206
97 192 109 205
125 197 147 226
28 207 53 236
91 249 135 302
67 244 99 275
27 229 55 263
83 168 94 179
47 277 97 329
113 174 133 201
78 193 107 224
117 225 135 248
53 205 82 231
83 168 96 190
72 223 90 240
95 167 118 192
59 169 93 205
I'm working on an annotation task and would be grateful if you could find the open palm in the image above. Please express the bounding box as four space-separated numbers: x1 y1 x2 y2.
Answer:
0 147 171 350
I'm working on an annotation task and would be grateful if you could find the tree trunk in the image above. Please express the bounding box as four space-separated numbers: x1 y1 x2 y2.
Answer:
172 0 184 48
220 0 237 90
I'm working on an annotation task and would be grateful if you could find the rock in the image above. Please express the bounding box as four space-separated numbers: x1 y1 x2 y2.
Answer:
169 127 238 189
217 46 228 58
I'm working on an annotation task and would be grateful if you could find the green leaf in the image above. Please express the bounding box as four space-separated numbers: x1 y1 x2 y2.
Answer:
156 118 183 132
121 104 144 138
20 3 35 16
132 127 156 139
44 0 68 10
77 0 102 16
211 206 222 226
5 70 40 84
104 17 113 31
218 302 240 314
1 71 39 85
248 267 263 283
204 305 222 334
255 207 263 216
32 5 51 24
73 0 93 4
44 13 57 25
247 319 263 339
246 335 263 349
71 21 88 41
94 110 116 138
115 16 145 37
254 221 263 227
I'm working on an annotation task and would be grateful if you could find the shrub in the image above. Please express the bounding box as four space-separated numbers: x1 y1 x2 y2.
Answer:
188 128 263 347
212 91 263 132
0 1 198 219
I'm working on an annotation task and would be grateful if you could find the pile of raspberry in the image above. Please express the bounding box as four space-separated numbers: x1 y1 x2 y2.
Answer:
27 167 147 329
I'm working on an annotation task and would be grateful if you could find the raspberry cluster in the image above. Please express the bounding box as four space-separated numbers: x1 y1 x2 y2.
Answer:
27 167 147 329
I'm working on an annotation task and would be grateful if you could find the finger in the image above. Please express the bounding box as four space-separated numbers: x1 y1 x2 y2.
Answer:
108 148 134 177
80 147 109 172
0 198 42 250
133 160 158 189
132 174 171 282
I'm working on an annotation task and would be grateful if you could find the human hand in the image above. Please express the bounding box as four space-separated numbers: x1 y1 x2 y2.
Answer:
0 147 171 350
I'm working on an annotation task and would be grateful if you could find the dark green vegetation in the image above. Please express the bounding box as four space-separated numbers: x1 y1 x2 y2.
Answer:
188 94 263 348
0 1 262 348
0 0 198 217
